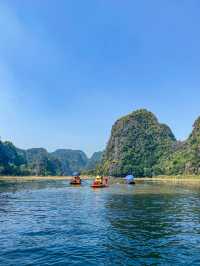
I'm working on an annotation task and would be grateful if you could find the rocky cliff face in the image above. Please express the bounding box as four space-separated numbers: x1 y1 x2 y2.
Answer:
162 117 200 175
101 109 176 177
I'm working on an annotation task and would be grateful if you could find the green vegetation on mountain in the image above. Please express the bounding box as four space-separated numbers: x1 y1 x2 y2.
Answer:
0 141 27 175
25 148 62 176
101 109 176 177
1 109 200 177
0 143 89 176
161 117 200 175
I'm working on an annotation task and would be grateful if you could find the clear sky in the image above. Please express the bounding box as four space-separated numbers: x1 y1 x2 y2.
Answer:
0 0 200 156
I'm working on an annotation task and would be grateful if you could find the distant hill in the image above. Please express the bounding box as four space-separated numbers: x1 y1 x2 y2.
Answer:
0 141 27 175
86 151 103 170
0 143 89 176
25 148 62 176
1 109 200 177
51 149 88 175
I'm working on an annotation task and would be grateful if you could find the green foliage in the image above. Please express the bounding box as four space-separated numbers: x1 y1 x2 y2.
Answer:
161 117 200 175
100 110 200 177
0 143 89 176
1 111 200 177
25 148 63 176
0 141 26 175
101 109 176 177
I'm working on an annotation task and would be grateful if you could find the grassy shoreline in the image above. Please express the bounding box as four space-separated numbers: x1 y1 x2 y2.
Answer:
0 175 200 182
0 176 92 181
139 175 200 180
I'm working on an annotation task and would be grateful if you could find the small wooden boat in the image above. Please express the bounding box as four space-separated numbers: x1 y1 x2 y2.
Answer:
125 175 135 185
70 180 81 185
91 182 107 188
128 180 135 185
70 176 81 185
91 176 109 188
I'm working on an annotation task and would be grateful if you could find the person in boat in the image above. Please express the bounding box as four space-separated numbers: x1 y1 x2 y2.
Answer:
92 176 109 187
71 172 81 184
75 176 80 183
125 175 135 184
94 175 103 185
103 176 109 186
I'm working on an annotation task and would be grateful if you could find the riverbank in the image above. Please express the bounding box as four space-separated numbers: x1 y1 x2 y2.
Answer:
137 175 200 181
0 176 93 181
0 175 200 182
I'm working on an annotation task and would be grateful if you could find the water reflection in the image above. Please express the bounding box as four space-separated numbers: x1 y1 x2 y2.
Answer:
105 184 200 265
0 180 200 265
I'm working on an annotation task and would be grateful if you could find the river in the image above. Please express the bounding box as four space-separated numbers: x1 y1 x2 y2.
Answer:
0 179 200 265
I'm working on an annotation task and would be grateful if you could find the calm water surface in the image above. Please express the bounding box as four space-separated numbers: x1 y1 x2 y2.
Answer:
0 179 200 265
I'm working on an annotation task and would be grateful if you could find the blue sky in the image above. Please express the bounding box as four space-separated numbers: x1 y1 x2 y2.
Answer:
0 0 200 156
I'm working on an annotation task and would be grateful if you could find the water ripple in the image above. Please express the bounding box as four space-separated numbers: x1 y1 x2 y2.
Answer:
0 180 200 265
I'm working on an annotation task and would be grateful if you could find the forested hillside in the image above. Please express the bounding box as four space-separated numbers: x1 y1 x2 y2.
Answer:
1 109 200 177
100 109 176 176
0 143 89 176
